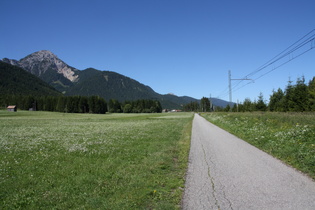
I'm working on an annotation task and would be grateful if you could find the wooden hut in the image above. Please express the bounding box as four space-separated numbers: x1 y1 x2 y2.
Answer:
7 105 17 112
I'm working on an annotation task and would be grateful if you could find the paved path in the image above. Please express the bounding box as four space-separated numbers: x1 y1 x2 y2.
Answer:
182 114 315 210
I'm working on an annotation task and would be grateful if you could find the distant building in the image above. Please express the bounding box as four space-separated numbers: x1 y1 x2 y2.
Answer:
7 105 17 112
171 109 182 112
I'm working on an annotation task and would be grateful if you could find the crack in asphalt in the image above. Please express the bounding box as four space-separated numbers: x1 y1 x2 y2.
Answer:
201 139 233 210
201 143 221 210
222 187 234 210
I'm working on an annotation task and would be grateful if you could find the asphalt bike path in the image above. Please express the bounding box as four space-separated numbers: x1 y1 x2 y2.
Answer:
182 114 315 209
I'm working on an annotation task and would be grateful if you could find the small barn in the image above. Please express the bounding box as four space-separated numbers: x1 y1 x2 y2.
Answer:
7 105 17 112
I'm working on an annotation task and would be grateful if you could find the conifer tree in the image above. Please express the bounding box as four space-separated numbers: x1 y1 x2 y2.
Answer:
284 79 295 111
308 77 315 111
269 88 285 111
224 104 231 112
242 98 254 112
256 92 267 111
232 104 238 112
292 77 309 111
56 96 66 112
200 97 211 112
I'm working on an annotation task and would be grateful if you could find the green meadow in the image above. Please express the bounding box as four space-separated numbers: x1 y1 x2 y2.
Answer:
0 111 193 209
202 112 315 180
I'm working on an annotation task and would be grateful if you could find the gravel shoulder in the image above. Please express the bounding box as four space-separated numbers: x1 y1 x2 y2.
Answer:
182 114 315 210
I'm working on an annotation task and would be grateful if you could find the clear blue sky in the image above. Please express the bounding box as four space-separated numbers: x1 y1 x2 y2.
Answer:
1 0 314 103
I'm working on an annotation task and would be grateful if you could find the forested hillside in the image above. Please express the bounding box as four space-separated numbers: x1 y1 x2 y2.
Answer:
0 61 61 96
65 68 159 101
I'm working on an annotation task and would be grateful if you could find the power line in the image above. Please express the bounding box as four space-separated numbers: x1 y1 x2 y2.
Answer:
245 29 315 79
253 45 314 81
233 39 314 93
216 29 315 100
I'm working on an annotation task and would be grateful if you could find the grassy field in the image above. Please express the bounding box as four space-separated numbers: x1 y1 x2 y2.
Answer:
202 112 315 180
0 111 193 209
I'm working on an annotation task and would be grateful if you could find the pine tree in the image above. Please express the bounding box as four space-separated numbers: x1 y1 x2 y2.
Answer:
256 92 267 111
292 77 309 111
242 98 254 112
56 96 66 112
284 79 295 111
224 104 231 112
97 97 107 114
79 96 89 113
155 100 162 113
88 96 97 113
269 88 285 111
200 97 211 112
308 77 315 111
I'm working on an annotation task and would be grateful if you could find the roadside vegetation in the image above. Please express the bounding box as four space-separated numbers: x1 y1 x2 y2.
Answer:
202 112 315 180
0 111 193 209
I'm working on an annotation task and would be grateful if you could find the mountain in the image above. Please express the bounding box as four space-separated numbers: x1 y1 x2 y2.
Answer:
2 50 78 92
0 61 61 96
210 98 235 108
65 68 159 100
2 50 230 109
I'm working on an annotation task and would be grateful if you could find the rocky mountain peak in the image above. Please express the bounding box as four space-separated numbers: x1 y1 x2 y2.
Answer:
20 50 59 70
25 50 57 61
3 50 79 82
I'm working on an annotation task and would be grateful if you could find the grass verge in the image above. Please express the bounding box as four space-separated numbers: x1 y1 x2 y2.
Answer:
0 111 193 209
202 112 315 180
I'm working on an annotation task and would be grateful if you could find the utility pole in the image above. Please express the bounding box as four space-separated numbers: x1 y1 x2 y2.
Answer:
209 94 213 112
228 70 252 103
229 70 232 102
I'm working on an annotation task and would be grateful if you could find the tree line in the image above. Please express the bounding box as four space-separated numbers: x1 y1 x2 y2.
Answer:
183 77 315 112
108 99 162 113
0 95 162 114
183 97 212 112
220 76 315 112
0 95 107 114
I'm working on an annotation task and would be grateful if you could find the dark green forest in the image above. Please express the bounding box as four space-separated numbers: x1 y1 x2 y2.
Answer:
108 99 162 113
0 95 107 114
0 95 162 114
0 61 61 96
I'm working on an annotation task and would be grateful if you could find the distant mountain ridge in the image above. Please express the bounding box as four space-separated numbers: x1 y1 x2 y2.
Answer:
2 50 231 109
